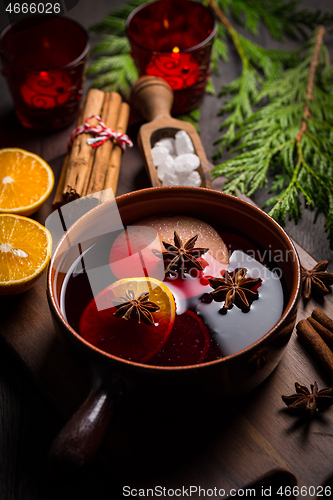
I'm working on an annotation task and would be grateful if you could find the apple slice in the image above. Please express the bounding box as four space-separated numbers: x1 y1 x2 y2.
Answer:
109 215 229 281
132 215 229 264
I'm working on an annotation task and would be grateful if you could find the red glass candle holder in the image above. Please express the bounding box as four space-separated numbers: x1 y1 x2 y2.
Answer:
126 0 217 114
0 15 89 131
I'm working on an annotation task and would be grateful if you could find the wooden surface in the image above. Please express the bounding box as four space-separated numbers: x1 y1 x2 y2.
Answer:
1 1 333 499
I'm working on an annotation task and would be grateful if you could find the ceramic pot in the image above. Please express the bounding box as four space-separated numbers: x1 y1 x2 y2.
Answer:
46 187 301 471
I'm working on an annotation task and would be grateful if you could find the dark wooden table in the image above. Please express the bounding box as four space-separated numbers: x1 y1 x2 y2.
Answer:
1 1 333 499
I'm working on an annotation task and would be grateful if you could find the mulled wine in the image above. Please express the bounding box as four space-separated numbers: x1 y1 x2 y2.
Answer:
60 216 284 366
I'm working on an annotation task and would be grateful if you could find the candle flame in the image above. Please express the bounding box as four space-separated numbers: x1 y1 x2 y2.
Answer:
171 46 180 59
163 17 169 29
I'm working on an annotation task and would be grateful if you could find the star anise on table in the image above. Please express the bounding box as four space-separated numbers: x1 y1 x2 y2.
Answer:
113 290 160 325
301 260 333 299
209 268 261 312
282 381 333 415
162 231 209 274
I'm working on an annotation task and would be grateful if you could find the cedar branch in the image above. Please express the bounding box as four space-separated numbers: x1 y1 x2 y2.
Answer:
208 0 262 83
296 25 325 143
207 0 252 71
307 26 325 100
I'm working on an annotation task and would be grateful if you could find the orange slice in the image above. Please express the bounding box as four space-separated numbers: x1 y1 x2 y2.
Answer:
0 214 52 295
0 148 54 216
79 277 176 363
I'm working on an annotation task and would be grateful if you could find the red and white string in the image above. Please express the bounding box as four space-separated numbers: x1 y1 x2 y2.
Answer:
68 115 133 152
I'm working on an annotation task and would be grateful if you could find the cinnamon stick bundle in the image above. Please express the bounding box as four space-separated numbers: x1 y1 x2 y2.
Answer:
65 89 105 202
85 92 122 195
104 102 130 192
52 89 130 209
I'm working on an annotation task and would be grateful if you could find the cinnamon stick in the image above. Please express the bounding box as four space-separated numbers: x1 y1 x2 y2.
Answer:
296 318 333 379
312 307 333 333
308 316 333 350
52 154 69 210
52 105 84 209
85 92 122 196
53 89 130 208
104 102 131 194
63 88 105 202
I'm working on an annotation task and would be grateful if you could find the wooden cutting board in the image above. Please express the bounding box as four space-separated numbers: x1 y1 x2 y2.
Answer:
1 153 333 497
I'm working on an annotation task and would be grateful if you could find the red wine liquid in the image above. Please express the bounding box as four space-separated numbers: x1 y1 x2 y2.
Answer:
60 230 284 365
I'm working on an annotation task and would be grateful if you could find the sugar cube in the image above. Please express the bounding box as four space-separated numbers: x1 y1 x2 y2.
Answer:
174 153 200 173
162 171 180 186
175 130 194 155
157 155 175 181
151 145 168 166
154 138 177 157
177 170 202 187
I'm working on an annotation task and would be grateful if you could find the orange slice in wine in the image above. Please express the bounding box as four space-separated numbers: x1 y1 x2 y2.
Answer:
79 277 176 363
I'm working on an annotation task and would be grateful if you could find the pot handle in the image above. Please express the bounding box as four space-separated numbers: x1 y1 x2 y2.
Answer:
48 382 121 474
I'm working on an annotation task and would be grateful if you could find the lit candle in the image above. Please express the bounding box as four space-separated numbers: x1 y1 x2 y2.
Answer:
0 15 89 130
126 0 217 113
21 71 72 109
146 46 200 91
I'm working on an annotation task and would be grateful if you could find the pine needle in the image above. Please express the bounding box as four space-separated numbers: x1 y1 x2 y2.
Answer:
215 0 333 40
90 0 147 35
88 54 138 96
212 27 333 248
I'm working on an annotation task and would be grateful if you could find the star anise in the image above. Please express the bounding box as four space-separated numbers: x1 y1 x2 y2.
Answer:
282 381 333 415
301 260 333 299
113 290 160 325
162 231 208 274
209 268 261 311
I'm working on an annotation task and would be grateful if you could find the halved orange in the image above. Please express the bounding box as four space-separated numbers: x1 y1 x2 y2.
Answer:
79 277 176 363
0 214 52 295
0 148 54 216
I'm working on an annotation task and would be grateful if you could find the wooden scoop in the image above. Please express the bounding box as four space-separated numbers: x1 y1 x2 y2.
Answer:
130 76 212 188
